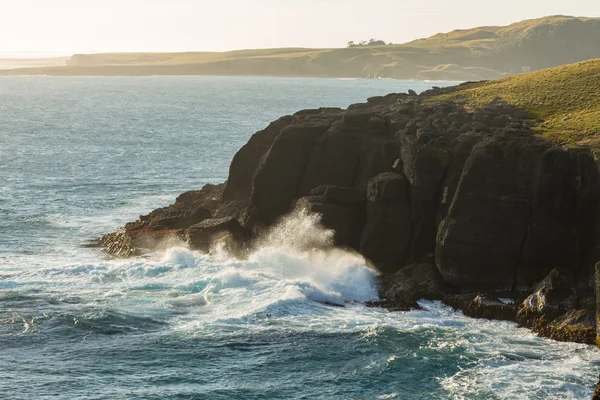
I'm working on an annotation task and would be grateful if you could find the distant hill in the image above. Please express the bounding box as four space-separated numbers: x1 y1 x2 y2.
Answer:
2 15 600 79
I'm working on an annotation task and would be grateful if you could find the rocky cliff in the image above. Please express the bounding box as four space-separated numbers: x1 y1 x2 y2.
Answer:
98 59 600 396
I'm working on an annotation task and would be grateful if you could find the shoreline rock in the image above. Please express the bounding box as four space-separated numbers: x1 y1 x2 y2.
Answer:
97 82 600 396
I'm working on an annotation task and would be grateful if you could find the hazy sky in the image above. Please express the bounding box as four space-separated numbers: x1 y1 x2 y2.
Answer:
2 0 600 56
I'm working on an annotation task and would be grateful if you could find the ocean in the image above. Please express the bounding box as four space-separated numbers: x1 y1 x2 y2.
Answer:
0 76 598 399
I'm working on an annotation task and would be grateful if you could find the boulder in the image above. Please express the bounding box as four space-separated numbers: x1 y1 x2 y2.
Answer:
444 294 516 321
516 268 578 332
371 263 447 310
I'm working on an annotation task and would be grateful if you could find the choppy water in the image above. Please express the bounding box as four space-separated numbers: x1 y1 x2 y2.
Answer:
1 76 599 399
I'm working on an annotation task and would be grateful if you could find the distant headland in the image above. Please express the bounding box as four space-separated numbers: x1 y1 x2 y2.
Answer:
2 15 600 80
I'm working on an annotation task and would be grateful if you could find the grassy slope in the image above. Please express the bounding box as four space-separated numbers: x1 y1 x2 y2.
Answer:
435 58 600 147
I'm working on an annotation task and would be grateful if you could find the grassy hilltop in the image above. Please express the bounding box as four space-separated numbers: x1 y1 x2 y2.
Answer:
435 58 600 147
2 15 600 79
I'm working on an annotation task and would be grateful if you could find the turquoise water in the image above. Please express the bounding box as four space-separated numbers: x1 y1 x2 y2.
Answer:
0 76 598 399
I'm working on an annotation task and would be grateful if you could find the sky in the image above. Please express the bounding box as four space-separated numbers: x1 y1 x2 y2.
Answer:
1 0 600 57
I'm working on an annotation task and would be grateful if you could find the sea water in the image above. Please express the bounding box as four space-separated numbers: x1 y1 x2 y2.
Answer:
0 76 598 399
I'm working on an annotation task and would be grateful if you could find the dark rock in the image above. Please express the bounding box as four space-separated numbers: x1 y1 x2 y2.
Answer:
517 148 582 288
148 206 211 229
398 110 460 263
296 134 362 195
436 135 551 291
99 184 223 256
341 110 376 131
222 116 295 202
444 294 516 321
517 268 577 323
294 194 365 249
372 263 447 309
594 379 600 400
247 123 329 230
360 173 411 272
408 89 417 96
537 309 595 344
322 186 366 205
515 269 589 343
595 262 600 346
186 217 248 253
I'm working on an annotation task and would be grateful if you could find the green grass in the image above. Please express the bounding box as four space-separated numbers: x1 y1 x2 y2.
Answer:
434 58 600 147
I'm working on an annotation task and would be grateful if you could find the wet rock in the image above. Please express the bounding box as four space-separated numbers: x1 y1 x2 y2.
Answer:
186 217 248 253
517 269 577 323
537 309 595 344
516 269 586 342
593 379 600 400
444 294 516 321
99 184 222 256
370 263 447 310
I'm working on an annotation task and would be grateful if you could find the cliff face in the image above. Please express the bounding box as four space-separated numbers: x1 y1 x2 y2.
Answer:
99 60 600 395
100 85 600 330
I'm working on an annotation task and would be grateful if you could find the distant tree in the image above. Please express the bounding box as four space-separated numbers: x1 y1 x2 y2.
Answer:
348 39 389 47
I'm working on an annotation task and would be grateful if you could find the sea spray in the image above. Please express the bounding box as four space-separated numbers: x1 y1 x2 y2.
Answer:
206 208 379 308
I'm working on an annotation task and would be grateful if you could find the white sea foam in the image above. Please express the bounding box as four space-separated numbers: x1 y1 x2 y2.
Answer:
7 210 600 399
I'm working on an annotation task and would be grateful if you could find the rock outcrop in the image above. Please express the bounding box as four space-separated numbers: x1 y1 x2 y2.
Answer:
368 263 447 310
99 84 600 396
95 78 600 396
516 269 595 344
99 85 600 302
